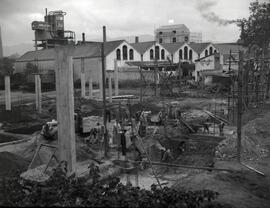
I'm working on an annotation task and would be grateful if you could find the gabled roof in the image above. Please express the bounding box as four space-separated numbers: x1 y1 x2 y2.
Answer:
189 42 211 54
213 43 247 54
16 40 126 62
130 41 156 54
161 42 186 54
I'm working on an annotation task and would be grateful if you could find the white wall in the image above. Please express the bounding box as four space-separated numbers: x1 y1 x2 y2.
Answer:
199 43 219 58
194 55 215 81
106 41 141 70
172 43 198 63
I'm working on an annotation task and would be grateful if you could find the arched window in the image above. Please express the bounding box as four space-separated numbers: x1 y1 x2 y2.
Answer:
150 49 154 60
184 46 188 59
129 49 134 60
214 49 217 53
122 45 127 60
155 46 160 60
189 49 193 60
209 47 213 55
161 49 165 60
205 49 208 57
116 49 121 60
179 49 183 60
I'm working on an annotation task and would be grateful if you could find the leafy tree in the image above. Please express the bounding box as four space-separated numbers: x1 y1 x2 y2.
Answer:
0 57 15 76
239 1 270 55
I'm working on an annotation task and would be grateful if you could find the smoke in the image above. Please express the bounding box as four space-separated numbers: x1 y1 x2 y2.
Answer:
196 0 238 26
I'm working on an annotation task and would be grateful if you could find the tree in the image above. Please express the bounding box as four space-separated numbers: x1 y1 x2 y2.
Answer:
239 1 270 56
0 57 15 76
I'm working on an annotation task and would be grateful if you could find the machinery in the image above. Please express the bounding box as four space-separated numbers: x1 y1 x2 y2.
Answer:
32 9 75 49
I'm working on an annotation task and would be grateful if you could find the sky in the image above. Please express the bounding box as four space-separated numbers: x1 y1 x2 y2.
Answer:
0 0 255 47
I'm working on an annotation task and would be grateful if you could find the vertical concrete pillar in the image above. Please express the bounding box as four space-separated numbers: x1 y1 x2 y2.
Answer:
81 58 85 97
114 59 119 96
35 74 42 113
4 75 11 110
108 73 112 103
55 47 76 175
89 74 93 99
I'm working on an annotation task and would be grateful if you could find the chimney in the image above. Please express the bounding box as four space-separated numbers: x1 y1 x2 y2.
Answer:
135 36 139 43
82 33 85 43
0 26 3 59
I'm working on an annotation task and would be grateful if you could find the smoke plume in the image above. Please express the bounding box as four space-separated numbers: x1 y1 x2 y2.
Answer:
196 0 238 26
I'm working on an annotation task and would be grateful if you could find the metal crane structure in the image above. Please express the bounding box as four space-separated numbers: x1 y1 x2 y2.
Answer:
32 9 75 50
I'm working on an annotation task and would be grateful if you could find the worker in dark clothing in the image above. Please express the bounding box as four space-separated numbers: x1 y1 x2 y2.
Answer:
219 122 225 136
119 127 127 156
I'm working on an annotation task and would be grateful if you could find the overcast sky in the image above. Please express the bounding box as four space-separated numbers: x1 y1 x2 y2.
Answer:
0 0 255 46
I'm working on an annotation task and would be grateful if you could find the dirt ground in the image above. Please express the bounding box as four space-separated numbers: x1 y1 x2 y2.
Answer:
0 87 270 207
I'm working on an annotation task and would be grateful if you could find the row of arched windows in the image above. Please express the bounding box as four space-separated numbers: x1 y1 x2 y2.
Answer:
179 46 193 61
204 47 217 57
116 45 134 60
150 46 166 60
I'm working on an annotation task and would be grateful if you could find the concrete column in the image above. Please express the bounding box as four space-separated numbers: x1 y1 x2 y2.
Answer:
35 74 42 113
81 58 85 97
4 76 11 110
108 73 112 103
89 75 93 99
55 47 76 175
114 60 119 96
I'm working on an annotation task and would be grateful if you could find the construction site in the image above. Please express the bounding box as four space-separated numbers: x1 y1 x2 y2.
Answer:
0 2 270 208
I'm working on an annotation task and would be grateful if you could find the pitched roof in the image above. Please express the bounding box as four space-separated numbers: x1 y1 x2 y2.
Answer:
16 40 125 62
189 42 211 54
130 41 156 54
213 43 247 54
161 42 186 53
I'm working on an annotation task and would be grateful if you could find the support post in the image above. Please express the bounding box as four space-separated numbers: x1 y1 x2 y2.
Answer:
101 26 108 157
237 51 243 162
108 72 112 103
55 47 76 175
81 58 85 98
89 73 93 99
4 75 11 111
35 74 42 113
114 59 119 96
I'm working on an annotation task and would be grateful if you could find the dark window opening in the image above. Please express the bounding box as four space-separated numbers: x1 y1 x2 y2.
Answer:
209 47 213 55
122 45 127 60
179 49 183 60
161 49 165 60
184 46 188 59
189 50 193 60
116 49 121 60
150 49 154 60
159 38 163 43
155 46 160 60
205 49 208 57
214 49 217 53
173 30 176 33
159 31 163 35
129 49 134 60
172 37 176 43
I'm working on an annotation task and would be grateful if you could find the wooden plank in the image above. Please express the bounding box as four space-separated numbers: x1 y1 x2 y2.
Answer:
4 75 11 110
55 46 76 175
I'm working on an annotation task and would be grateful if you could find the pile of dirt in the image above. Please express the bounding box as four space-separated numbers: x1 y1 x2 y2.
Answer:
216 111 270 160
0 151 29 177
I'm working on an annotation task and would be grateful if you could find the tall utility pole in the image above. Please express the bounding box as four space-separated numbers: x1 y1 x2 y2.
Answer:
101 26 108 157
237 51 244 162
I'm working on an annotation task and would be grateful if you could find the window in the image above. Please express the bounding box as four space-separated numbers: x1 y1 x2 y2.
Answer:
150 49 154 60
161 49 165 60
173 30 176 33
172 37 176 43
116 49 121 60
122 45 127 60
179 49 183 60
129 49 134 60
159 38 163 43
205 49 208 57
214 49 217 53
189 50 193 60
209 47 213 55
184 46 188 59
159 31 163 35
155 46 160 60
184 36 189 42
